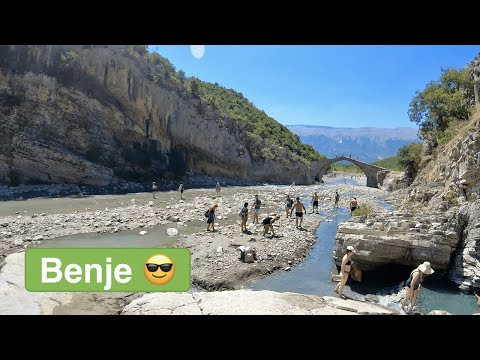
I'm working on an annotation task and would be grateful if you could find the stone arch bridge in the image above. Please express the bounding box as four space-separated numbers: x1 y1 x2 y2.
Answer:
313 156 389 188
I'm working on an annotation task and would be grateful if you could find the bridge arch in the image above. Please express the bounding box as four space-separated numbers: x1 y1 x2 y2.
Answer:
315 156 388 188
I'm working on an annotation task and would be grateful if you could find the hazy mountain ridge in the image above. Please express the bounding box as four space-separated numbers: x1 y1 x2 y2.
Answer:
287 125 419 162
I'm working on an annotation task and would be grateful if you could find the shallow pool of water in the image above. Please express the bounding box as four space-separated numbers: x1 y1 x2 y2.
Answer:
250 208 347 296
416 282 478 315
34 218 214 249
323 176 366 186
36 228 177 249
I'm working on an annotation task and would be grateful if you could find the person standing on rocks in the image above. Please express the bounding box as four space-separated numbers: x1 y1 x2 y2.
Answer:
252 195 262 224
334 245 356 299
262 215 280 237
206 204 218 232
216 181 221 196
400 262 434 314
240 202 249 233
292 197 306 228
285 195 294 218
334 190 340 209
152 181 158 199
178 183 184 200
311 192 319 214
349 197 358 215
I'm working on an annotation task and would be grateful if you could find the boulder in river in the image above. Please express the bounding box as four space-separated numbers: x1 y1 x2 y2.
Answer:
167 228 179 236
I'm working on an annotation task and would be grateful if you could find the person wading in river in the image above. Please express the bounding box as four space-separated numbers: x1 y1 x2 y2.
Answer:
292 197 306 228
475 292 480 305
334 190 340 209
400 262 434 314
334 245 356 299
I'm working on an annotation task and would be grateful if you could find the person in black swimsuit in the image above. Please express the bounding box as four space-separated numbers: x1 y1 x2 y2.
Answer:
349 197 358 215
311 192 319 214
334 245 356 299
262 215 280 237
292 197 306 228
401 262 434 314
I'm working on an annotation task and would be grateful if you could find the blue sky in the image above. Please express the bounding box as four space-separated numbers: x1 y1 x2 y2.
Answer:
149 45 479 129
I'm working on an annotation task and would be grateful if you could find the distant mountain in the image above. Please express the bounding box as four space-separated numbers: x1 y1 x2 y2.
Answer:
287 125 420 163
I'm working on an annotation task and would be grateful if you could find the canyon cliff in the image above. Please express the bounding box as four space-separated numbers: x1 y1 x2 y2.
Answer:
0 45 321 186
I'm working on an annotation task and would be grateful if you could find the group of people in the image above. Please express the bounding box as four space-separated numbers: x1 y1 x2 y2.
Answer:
205 189 357 236
207 190 350 237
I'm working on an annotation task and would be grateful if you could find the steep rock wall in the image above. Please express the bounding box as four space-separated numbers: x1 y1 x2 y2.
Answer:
0 45 318 186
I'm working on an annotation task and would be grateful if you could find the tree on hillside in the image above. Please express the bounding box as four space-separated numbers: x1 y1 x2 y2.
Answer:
178 70 186 81
398 142 422 179
408 67 474 137
190 79 200 98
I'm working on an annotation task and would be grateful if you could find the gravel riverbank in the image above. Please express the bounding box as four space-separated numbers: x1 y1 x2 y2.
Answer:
0 180 390 314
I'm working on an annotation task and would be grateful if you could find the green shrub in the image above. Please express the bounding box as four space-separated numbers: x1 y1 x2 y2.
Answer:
398 143 423 175
372 155 405 171
445 191 459 206
353 204 374 219
436 119 461 145
60 50 80 70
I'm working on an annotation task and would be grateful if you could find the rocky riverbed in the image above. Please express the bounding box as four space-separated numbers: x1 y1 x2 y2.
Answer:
0 180 394 314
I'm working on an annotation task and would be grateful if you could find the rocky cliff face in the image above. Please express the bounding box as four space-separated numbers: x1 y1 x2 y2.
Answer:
334 209 462 271
335 114 480 291
0 45 319 186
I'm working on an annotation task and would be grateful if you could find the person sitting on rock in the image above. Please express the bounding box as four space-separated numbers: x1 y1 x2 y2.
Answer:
206 204 218 232
262 215 280 237
334 245 356 299
401 262 434 314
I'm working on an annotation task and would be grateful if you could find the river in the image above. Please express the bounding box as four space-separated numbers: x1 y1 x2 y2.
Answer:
249 176 479 315
3 177 478 314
